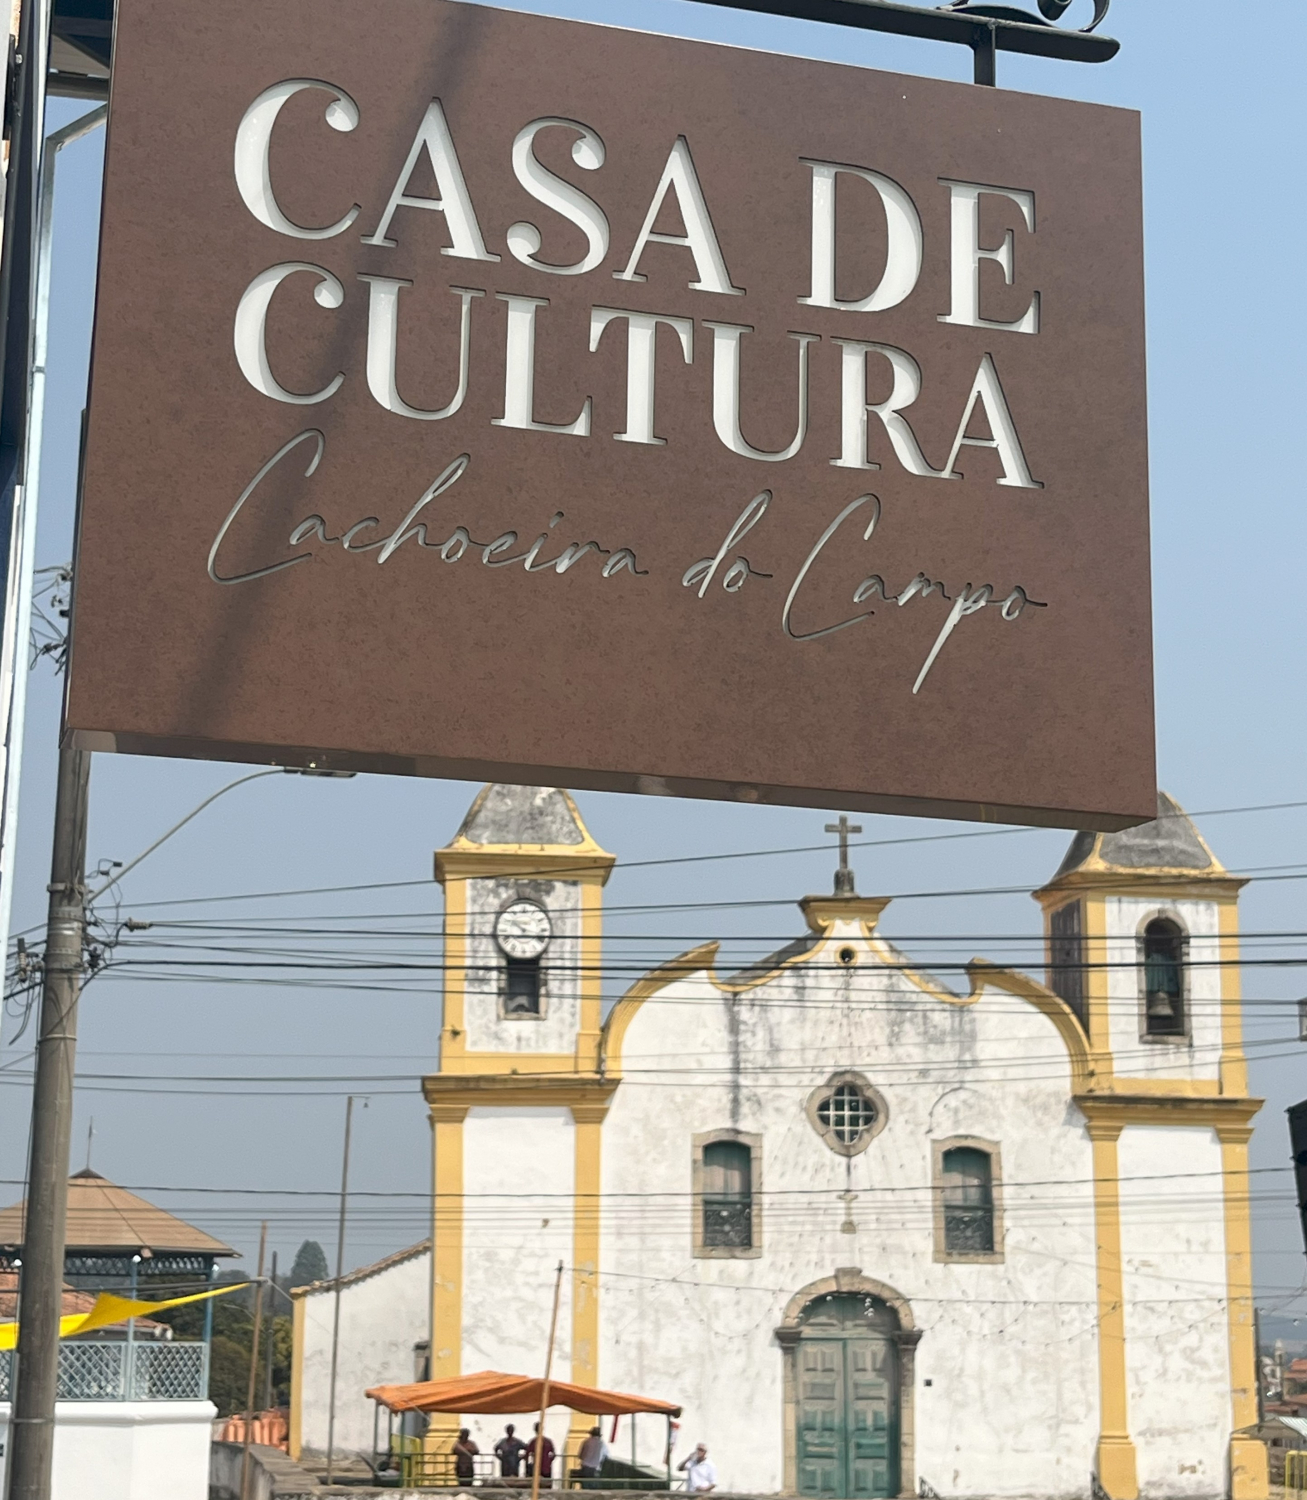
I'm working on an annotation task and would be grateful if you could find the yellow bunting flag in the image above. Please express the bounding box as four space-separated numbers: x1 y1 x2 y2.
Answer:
0 1280 249 1351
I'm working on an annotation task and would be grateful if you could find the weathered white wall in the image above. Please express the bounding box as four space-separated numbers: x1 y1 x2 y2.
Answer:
1104 897 1222 1085
599 916 1101 1498
463 877 582 1055
0 1399 214 1500
295 881 1245 1499
1118 1125 1231 1499
463 1106 576 1376
298 1245 430 1457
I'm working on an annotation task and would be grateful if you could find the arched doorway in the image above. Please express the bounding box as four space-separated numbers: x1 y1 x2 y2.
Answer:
777 1271 919 1500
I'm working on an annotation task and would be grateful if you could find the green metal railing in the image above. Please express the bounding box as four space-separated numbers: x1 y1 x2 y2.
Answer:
385 1445 671 1491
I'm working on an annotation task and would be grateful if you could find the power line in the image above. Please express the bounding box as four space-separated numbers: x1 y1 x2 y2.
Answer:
26 793 1303 923
0 1163 1292 1201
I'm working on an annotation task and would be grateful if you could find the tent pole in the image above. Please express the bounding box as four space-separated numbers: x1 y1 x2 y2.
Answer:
531 1261 565 1500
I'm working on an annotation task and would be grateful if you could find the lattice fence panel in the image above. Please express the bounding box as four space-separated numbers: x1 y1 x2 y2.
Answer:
129 1341 207 1400
57 1341 125 1399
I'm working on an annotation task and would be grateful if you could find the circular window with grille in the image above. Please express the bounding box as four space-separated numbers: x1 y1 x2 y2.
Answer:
806 1072 887 1156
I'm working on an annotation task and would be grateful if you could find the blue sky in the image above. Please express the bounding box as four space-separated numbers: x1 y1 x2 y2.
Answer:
3 0 1306 1318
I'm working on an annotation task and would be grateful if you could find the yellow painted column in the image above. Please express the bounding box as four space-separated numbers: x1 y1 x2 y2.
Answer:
1217 900 1249 1097
568 1102 608 1456
1081 896 1116 1081
289 1293 305 1460
1087 1119 1137 1500
428 1103 468 1452
576 882 604 1071
1220 1124 1268 1500
441 879 468 1067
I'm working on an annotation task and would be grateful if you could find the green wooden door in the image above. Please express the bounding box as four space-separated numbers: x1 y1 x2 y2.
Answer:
798 1342 843 1496
796 1296 899 1500
847 1337 894 1498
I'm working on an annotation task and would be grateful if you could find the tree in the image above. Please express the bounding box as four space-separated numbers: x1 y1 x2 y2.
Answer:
289 1239 329 1287
209 1334 252 1418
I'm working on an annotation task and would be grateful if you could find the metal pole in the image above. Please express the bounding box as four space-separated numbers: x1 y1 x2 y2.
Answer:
201 1258 216 1388
6 742 89 1500
126 1253 139 1393
531 1261 564 1500
325 1096 355 1485
240 1221 267 1500
0 104 104 970
972 21 998 85
263 1250 277 1410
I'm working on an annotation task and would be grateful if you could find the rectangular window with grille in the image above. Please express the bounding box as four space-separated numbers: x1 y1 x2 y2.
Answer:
702 1140 752 1247
943 1148 993 1253
936 1143 1002 1261
693 1132 761 1257
1048 901 1086 1027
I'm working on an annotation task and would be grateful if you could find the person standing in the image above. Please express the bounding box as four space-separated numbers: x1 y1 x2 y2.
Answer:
453 1428 479 1483
577 1424 608 1483
526 1422 557 1485
495 1423 529 1478
678 1443 717 1493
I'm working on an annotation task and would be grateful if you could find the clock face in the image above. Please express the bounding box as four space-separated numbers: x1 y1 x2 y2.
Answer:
495 900 552 960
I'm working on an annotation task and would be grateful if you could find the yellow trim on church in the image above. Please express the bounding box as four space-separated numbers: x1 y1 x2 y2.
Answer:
434 787 613 1077
1084 1113 1138 1500
289 1293 304 1460
602 944 720 1074
428 788 618 1404
965 963 1095 1092
1038 819 1266 1500
420 785 1266 1500
1218 900 1249 1097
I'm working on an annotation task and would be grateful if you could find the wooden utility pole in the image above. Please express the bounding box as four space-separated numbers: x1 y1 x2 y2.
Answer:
240 1221 268 1500
263 1249 278 1410
530 1261 565 1500
325 1096 355 1485
7 744 89 1500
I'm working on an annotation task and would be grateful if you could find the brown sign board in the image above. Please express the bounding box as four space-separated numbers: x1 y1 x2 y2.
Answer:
67 0 1155 830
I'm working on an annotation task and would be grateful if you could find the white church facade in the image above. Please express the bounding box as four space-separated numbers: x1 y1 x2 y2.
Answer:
292 784 1266 1500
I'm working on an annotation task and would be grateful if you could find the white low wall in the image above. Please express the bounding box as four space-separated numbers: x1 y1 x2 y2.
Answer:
0 1399 216 1500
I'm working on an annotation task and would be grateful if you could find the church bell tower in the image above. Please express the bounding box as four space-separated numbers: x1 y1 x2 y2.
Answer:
433 784 615 1074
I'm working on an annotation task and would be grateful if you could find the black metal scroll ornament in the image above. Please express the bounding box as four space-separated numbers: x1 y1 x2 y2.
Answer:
683 0 1119 87
943 0 1110 32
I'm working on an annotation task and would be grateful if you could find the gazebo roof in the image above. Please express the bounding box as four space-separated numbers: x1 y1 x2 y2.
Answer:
0 1170 235 1258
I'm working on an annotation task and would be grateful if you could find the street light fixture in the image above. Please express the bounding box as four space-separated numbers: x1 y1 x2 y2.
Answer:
86 765 356 904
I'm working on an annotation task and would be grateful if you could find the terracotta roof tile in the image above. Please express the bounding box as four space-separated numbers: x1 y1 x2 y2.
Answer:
0 1271 165 1331
0 1170 235 1257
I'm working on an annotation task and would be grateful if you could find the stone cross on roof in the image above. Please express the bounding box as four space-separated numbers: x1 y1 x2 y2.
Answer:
825 815 862 896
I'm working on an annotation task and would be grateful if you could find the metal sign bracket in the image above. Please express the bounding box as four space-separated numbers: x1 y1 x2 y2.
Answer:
682 0 1118 85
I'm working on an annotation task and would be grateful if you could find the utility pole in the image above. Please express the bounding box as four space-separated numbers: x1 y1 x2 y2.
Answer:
263 1249 278 1411
7 743 90 1500
325 1095 355 1485
240 1221 267 1500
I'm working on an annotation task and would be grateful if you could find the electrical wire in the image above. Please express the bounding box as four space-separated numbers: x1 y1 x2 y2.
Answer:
0 792 1291 930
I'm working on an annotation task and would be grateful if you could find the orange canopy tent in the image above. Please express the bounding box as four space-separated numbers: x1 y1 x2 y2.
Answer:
366 1370 681 1418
